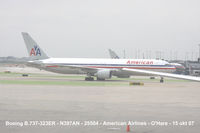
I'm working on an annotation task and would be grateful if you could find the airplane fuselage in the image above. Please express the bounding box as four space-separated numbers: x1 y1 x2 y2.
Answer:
29 58 176 77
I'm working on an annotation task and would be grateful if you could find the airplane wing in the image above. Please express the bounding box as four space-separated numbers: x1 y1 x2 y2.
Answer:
58 65 99 73
44 63 104 74
28 61 117 74
122 68 200 82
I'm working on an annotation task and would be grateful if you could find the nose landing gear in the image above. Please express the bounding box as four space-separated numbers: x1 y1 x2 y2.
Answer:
160 77 164 83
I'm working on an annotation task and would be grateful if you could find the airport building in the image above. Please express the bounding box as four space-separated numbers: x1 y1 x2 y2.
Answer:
184 59 200 76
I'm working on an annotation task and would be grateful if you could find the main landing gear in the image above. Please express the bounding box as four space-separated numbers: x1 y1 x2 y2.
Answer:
85 73 94 81
97 77 105 81
85 77 94 81
85 77 106 81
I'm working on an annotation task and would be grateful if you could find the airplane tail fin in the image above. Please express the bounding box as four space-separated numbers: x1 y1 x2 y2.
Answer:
21 32 49 60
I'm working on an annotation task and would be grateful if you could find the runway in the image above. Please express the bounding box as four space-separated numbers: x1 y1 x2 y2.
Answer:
0 67 200 133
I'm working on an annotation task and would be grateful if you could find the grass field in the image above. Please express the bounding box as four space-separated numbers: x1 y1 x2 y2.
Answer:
0 80 130 86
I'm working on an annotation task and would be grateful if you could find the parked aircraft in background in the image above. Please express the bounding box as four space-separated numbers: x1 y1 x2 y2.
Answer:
108 49 120 59
22 32 200 82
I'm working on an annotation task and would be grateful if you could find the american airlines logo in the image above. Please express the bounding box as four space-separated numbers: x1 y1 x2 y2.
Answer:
30 45 41 56
127 60 153 65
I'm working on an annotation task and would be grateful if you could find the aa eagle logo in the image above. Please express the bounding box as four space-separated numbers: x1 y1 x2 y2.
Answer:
30 45 41 56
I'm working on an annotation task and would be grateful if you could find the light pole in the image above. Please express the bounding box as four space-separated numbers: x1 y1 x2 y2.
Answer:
199 44 200 59
198 44 200 62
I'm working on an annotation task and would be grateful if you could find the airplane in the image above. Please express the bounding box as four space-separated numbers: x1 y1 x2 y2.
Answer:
21 32 200 82
108 49 120 59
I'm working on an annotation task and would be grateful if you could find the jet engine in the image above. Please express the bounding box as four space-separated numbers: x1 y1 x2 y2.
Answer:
95 69 112 79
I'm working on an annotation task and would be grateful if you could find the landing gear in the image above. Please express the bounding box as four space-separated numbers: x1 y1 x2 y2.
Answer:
85 77 94 81
97 77 105 81
160 77 164 83
85 73 94 81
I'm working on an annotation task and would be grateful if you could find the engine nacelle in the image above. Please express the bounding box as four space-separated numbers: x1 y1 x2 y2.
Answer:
95 69 112 79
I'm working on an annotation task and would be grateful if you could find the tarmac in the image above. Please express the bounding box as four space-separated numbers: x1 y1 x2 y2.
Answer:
0 66 200 133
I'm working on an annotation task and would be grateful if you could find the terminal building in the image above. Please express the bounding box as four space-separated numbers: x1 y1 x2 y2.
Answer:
169 58 200 76
184 58 200 76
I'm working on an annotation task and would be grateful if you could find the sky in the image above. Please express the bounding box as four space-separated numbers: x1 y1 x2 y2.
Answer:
0 0 200 60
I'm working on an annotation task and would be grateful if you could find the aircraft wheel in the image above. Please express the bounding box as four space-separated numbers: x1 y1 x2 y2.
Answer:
160 77 164 83
85 77 94 81
97 78 105 81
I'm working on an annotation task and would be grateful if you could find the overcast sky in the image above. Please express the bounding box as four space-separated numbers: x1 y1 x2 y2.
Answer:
0 0 200 60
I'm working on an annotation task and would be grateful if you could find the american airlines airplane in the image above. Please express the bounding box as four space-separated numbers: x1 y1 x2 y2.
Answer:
22 32 200 82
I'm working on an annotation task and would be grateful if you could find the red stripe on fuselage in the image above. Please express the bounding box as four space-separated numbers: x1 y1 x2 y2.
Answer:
46 65 59 67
